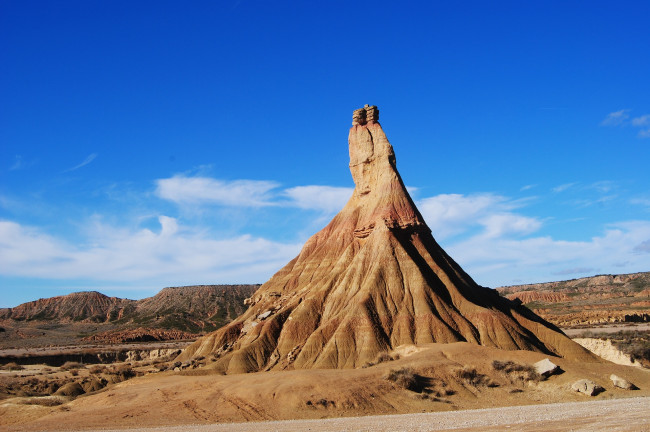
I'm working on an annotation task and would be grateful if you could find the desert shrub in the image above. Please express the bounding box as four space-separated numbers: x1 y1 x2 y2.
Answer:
628 344 650 364
455 367 496 387
305 399 335 408
375 352 393 364
492 360 511 371
88 365 105 374
610 331 650 365
492 360 540 382
362 351 399 368
111 364 136 379
385 367 418 391
19 396 65 407
2 362 24 371
60 361 84 371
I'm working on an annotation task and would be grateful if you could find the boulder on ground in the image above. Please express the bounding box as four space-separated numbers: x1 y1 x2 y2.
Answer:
534 358 559 377
54 382 85 397
610 374 637 390
571 379 603 396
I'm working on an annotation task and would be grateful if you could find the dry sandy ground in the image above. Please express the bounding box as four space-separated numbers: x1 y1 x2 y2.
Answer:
73 397 650 432
3 343 649 431
562 323 650 337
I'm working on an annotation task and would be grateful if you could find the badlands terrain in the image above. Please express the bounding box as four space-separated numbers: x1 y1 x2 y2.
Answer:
497 272 650 328
1 106 648 431
0 285 258 349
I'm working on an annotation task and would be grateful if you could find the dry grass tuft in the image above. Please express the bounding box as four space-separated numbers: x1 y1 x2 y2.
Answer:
492 360 541 382
19 396 66 407
385 367 418 391
1 362 24 371
60 361 84 371
455 367 497 387
88 365 106 374
363 351 399 368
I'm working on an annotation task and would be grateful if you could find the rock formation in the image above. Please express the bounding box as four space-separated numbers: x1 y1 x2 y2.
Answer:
0 291 135 323
179 105 593 373
0 285 258 331
497 272 650 327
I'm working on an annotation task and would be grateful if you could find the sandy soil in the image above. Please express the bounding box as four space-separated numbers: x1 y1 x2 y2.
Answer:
69 397 650 432
3 342 649 432
562 323 650 337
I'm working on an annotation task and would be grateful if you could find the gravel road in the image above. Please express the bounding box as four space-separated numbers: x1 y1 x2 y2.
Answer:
78 396 650 432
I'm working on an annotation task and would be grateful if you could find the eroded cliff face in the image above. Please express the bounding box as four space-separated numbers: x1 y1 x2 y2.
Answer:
497 273 650 327
179 105 593 373
0 292 135 323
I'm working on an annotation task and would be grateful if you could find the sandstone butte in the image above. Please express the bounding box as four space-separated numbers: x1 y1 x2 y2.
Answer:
178 105 593 373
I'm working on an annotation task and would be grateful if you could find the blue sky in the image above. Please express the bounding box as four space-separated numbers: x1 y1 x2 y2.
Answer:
1 1 649 307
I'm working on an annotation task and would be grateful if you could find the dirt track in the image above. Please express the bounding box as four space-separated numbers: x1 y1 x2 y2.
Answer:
79 397 650 432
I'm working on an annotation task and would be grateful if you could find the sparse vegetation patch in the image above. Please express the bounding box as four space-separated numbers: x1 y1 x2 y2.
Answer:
385 367 418 391
1 362 24 371
455 367 497 387
492 360 541 382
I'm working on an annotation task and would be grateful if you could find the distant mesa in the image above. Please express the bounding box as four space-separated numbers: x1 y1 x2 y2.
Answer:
179 106 593 373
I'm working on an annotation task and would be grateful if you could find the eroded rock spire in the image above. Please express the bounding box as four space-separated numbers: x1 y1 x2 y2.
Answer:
178 105 593 373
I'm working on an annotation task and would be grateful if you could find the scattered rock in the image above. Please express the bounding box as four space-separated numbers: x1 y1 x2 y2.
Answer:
534 358 559 377
571 379 604 396
610 374 637 390
257 310 272 320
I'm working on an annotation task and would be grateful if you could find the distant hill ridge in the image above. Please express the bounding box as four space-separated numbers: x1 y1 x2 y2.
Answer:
0 284 260 333
497 272 650 327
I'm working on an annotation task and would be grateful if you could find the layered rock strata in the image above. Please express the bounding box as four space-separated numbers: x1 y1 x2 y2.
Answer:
180 105 592 373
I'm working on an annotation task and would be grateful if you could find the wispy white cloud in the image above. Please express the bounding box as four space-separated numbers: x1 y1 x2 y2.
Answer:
571 195 618 208
601 110 650 138
480 213 541 239
283 185 353 213
601 109 630 126
3 168 650 293
63 153 97 172
553 267 596 276
417 193 538 241
588 180 617 193
447 220 650 287
634 240 650 253
631 115 650 127
552 182 577 193
631 197 650 208
156 174 355 214
0 217 302 284
155 175 280 207
10 155 25 171
520 184 536 191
